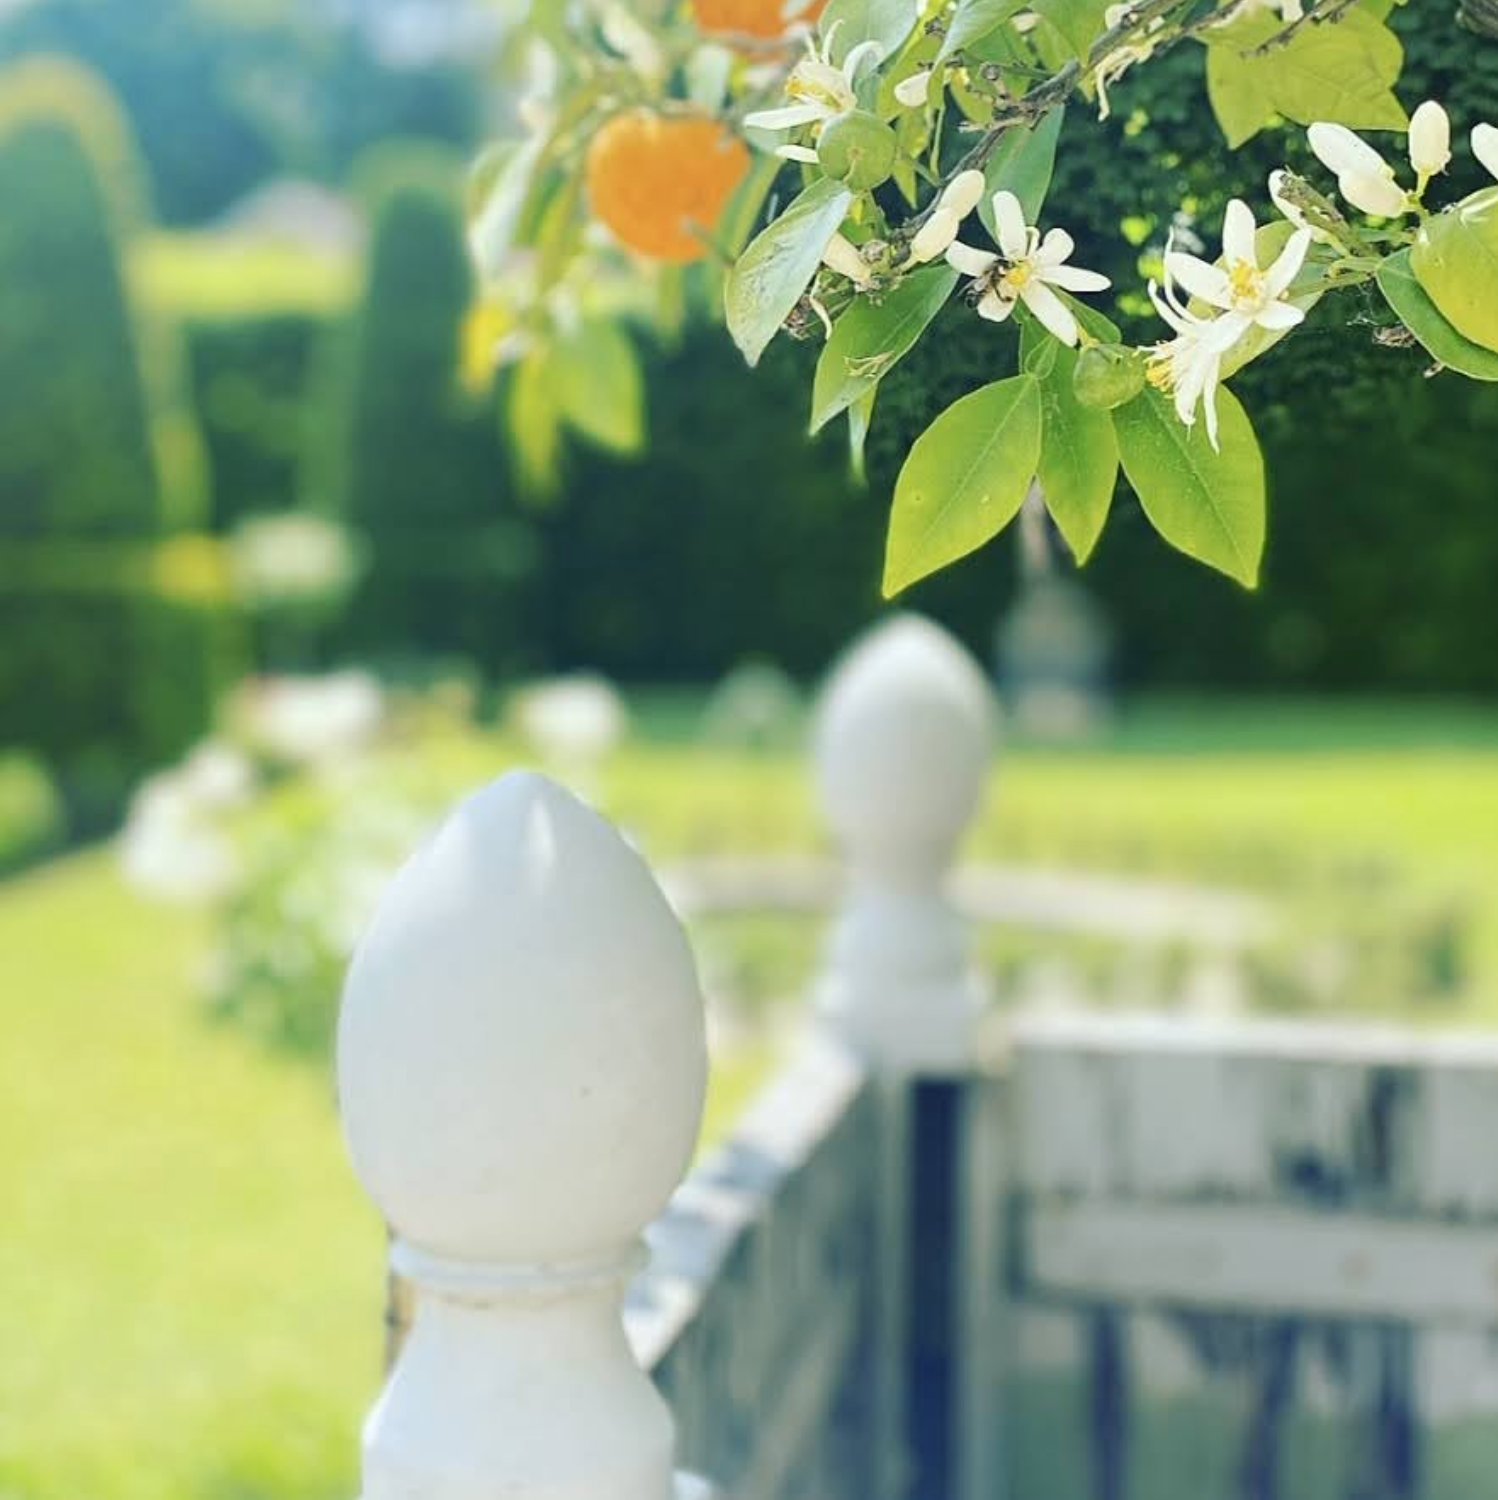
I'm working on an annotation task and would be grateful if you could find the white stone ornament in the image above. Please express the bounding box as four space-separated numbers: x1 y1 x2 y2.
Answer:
338 770 709 1500
814 613 998 1073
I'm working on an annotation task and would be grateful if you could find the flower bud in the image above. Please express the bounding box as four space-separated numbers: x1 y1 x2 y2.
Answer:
1474 122 1498 182
1409 100 1451 178
817 109 898 190
1072 343 1147 410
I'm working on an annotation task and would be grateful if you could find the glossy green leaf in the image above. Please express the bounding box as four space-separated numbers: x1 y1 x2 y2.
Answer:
811 266 958 432
977 108 1065 235
553 319 644 454
1031 0 1110 59
939 0 1031 62
1114 385 1265 588
1410 188 1498 355
1021 321 1118 564
1202 9 1405 138
819 0 919 63
883 374 1043 596
1204 20 1278 147
726 178 855 367
1377 247 1498 379
848 387 876 483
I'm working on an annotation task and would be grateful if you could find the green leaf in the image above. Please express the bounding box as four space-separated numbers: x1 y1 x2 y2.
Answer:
977 108 1065 235
819 0 919 64
848 387 876 483
1031 0 1110 59
883 374 1043 596
938 0 1031 62
717 153 784 259
1377 247 1498 379
1410 188 1498 355
553 319 644 454
509 348 562 495
1021 321 1118 563
1204 20 1278 147
1203 10 1406 136
1114 385 1265 588
726 178 855 367
1269 10 1406 129
811 266 957 432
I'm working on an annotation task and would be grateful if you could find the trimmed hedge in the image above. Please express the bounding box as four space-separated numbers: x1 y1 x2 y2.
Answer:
310 144 537 677
0 60 236 820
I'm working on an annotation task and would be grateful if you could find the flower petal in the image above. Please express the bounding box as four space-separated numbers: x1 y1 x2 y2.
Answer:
976 287 1015 323
744 102 827 129
776 143 821 162
1308 121 1389 181
1166 252 1233 310
1472 123 1498 182
944 169 988 218
894 68 933 107
946 240 999 277
1200 352 1222 452
992 190 1029 262
1043 264 1110 293
1149 281 1187 336
1255 300 1304 331
1035 227 1075 267
1222 199 1257 267
1264 226 1312 297
822 232 873 286
1021 280 1079 346
1409 99 1451 178
909 207 959 264
1338 169 1408 219
843 40 885 84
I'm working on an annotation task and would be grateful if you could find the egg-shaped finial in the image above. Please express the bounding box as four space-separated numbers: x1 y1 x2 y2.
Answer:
337 770 707 1268
816 613 997 878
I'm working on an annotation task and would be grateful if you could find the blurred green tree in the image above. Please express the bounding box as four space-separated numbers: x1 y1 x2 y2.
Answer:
311 144 535 679
0 58 236 824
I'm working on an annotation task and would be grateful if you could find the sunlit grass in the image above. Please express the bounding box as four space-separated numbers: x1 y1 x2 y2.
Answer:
6 697 1498 1498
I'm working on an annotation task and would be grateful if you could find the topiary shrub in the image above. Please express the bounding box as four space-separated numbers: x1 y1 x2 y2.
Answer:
311 144 536 680
0 59 237 824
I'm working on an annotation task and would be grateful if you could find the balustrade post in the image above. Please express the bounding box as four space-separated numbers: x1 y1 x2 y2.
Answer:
814 613 1003 1500
338 770 711 1500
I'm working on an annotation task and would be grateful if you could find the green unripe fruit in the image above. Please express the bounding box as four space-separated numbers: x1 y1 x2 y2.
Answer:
817 110 898 191
1072 343 1147 410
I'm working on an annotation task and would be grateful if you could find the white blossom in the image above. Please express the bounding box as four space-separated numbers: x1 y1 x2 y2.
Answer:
743 25 882 136
239 672 385 767
1164 198 1311 341
822 231 874 287
1267 169 1334 244
516 675 628 768
1094 2 1166 121
1145 278 1243 451
1409 99 1452 179
1307 121 1410 218
943 190 1110 346
1473 122 1498 181
894 68 933 108
908 169 987 263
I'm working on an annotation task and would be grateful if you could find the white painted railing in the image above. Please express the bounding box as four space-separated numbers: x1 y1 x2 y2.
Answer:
334 611 1498 1500
337 611 1001 1500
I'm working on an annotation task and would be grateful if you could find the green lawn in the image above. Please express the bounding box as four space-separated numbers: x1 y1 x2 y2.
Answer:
6 698 1498 1499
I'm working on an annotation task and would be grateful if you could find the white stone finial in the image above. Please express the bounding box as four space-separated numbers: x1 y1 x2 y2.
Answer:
814 613 997 1072
338 770 708 1500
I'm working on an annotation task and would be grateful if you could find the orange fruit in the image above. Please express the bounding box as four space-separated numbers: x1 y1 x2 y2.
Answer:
690 0 827 39
585 110 750 264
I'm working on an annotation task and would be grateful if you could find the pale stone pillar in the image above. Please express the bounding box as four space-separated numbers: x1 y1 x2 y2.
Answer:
338 770 711 1500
